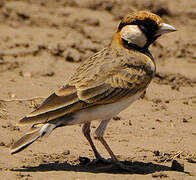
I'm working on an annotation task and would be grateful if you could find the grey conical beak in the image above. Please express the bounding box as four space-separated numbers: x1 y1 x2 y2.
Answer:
155 23 176 36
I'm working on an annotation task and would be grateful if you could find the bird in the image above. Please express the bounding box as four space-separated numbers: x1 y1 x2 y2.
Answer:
10 11 176 170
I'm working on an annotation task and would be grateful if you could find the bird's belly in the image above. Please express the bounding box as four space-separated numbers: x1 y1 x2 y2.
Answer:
70 91 143 125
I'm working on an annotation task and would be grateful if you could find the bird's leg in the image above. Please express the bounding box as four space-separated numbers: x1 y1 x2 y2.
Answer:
82 122 111 164
95 120 118 162
82 122 101 159
95 119 132 171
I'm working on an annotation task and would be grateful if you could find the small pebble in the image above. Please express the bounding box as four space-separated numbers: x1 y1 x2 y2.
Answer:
62 150 70 155
152 172 168 178
113 116 121 121
153 150 160 156
183 118 188 123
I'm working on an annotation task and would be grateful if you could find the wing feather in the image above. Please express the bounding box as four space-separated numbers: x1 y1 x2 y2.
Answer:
19 47 154 125
27 85 78 117
20 100 87 125
19 85 88 125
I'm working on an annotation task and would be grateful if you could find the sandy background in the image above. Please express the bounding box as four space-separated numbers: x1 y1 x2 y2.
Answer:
0 0 195 179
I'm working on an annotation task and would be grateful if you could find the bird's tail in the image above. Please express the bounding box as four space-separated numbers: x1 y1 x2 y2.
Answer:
10 123 55 155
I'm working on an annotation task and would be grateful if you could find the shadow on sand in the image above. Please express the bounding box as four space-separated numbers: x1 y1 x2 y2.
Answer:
10 158 181 174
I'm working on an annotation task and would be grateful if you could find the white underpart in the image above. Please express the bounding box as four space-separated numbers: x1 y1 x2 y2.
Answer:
70 91 144 125
120 25 147 48
40 123 56 137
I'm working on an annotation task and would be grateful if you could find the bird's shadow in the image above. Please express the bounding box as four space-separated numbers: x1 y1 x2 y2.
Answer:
10 158 183 175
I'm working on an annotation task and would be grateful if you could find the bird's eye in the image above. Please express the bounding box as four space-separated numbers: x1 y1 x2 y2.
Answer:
139 24 148 34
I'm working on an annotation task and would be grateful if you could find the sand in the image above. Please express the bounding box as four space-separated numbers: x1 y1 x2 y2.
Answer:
0 0 195 179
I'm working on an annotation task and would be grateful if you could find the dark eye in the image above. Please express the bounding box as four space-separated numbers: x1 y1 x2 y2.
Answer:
139 24 148 34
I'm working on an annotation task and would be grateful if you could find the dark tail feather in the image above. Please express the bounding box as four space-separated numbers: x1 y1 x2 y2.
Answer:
10 124 55 155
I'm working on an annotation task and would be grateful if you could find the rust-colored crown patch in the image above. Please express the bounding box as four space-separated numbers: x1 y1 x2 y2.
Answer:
118 11 163 30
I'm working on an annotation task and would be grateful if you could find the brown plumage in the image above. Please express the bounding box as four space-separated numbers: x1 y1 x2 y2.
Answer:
10 11 176 170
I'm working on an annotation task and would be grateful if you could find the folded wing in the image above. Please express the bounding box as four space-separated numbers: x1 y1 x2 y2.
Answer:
19 48 152 125
19 85 88 125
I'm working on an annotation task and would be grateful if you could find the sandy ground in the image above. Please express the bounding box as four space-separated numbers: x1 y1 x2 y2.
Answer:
0 0 196 179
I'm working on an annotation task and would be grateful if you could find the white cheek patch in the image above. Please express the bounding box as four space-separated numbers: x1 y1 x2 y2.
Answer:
120 25 147 48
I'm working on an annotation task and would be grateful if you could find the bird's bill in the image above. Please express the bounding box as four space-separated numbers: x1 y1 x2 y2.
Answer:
155 23 176 36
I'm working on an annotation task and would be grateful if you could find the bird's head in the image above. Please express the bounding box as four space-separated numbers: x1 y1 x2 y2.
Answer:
115 11 176 51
